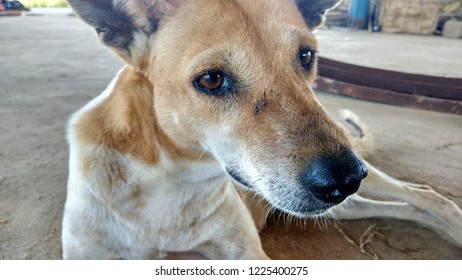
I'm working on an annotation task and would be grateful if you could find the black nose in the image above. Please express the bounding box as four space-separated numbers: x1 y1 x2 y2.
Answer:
302 148 368 204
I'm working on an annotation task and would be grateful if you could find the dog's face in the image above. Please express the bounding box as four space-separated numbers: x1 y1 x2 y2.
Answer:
69 0 367 217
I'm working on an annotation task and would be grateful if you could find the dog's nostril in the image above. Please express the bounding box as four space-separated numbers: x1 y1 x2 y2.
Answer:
358 162 368 180
309 178 359 204
302 148 367 204
317 188 353 204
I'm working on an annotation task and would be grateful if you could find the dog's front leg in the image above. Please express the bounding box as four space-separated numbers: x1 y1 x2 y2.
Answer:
195 239 270 260
331 161 462 246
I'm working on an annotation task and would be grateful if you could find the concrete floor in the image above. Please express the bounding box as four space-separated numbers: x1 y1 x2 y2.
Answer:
0 11 461 259
315 28 462 78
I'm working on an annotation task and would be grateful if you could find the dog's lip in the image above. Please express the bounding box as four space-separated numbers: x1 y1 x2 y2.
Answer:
277 205 332 218
268 199 335 218
225 168 254 189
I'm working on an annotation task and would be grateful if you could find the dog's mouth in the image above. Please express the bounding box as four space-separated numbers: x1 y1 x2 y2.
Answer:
269 200 335 218
225 167 337 217
225 168 255 190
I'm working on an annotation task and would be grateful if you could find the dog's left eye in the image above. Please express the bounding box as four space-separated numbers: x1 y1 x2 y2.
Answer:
299 47 315 71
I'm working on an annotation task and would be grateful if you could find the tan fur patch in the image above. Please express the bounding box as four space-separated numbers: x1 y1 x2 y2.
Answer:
74 67 189 165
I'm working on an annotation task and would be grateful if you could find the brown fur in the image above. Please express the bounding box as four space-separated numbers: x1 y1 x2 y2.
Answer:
75 67 192 166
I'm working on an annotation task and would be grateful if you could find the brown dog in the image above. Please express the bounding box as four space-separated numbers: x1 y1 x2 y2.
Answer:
62 0 462 259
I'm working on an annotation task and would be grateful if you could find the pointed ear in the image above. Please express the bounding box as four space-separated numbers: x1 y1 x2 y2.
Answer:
68 0 180 68
295 0 341 29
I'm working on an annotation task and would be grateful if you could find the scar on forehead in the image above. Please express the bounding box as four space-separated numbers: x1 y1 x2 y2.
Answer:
253 97 267 116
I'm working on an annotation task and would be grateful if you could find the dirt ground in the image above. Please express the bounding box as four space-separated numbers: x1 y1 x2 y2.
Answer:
1 12 461 260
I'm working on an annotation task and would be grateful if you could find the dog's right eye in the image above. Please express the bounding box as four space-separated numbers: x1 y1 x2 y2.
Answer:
198 71 224 91
195 71 233 95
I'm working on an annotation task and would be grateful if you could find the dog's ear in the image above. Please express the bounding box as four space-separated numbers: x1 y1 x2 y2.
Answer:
68 0 180 68
295 0 341 29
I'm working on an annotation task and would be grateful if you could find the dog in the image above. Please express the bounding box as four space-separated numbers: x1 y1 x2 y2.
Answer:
62 0 462 259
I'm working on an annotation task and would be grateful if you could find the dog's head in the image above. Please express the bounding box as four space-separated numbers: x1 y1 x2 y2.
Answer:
69 0 367 217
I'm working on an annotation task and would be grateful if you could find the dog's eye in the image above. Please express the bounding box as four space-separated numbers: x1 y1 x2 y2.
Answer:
195 71 235 95
197 71 224 91
299 48 315 70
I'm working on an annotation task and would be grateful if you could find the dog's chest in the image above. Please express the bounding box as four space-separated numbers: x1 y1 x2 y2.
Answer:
69 147 233 258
